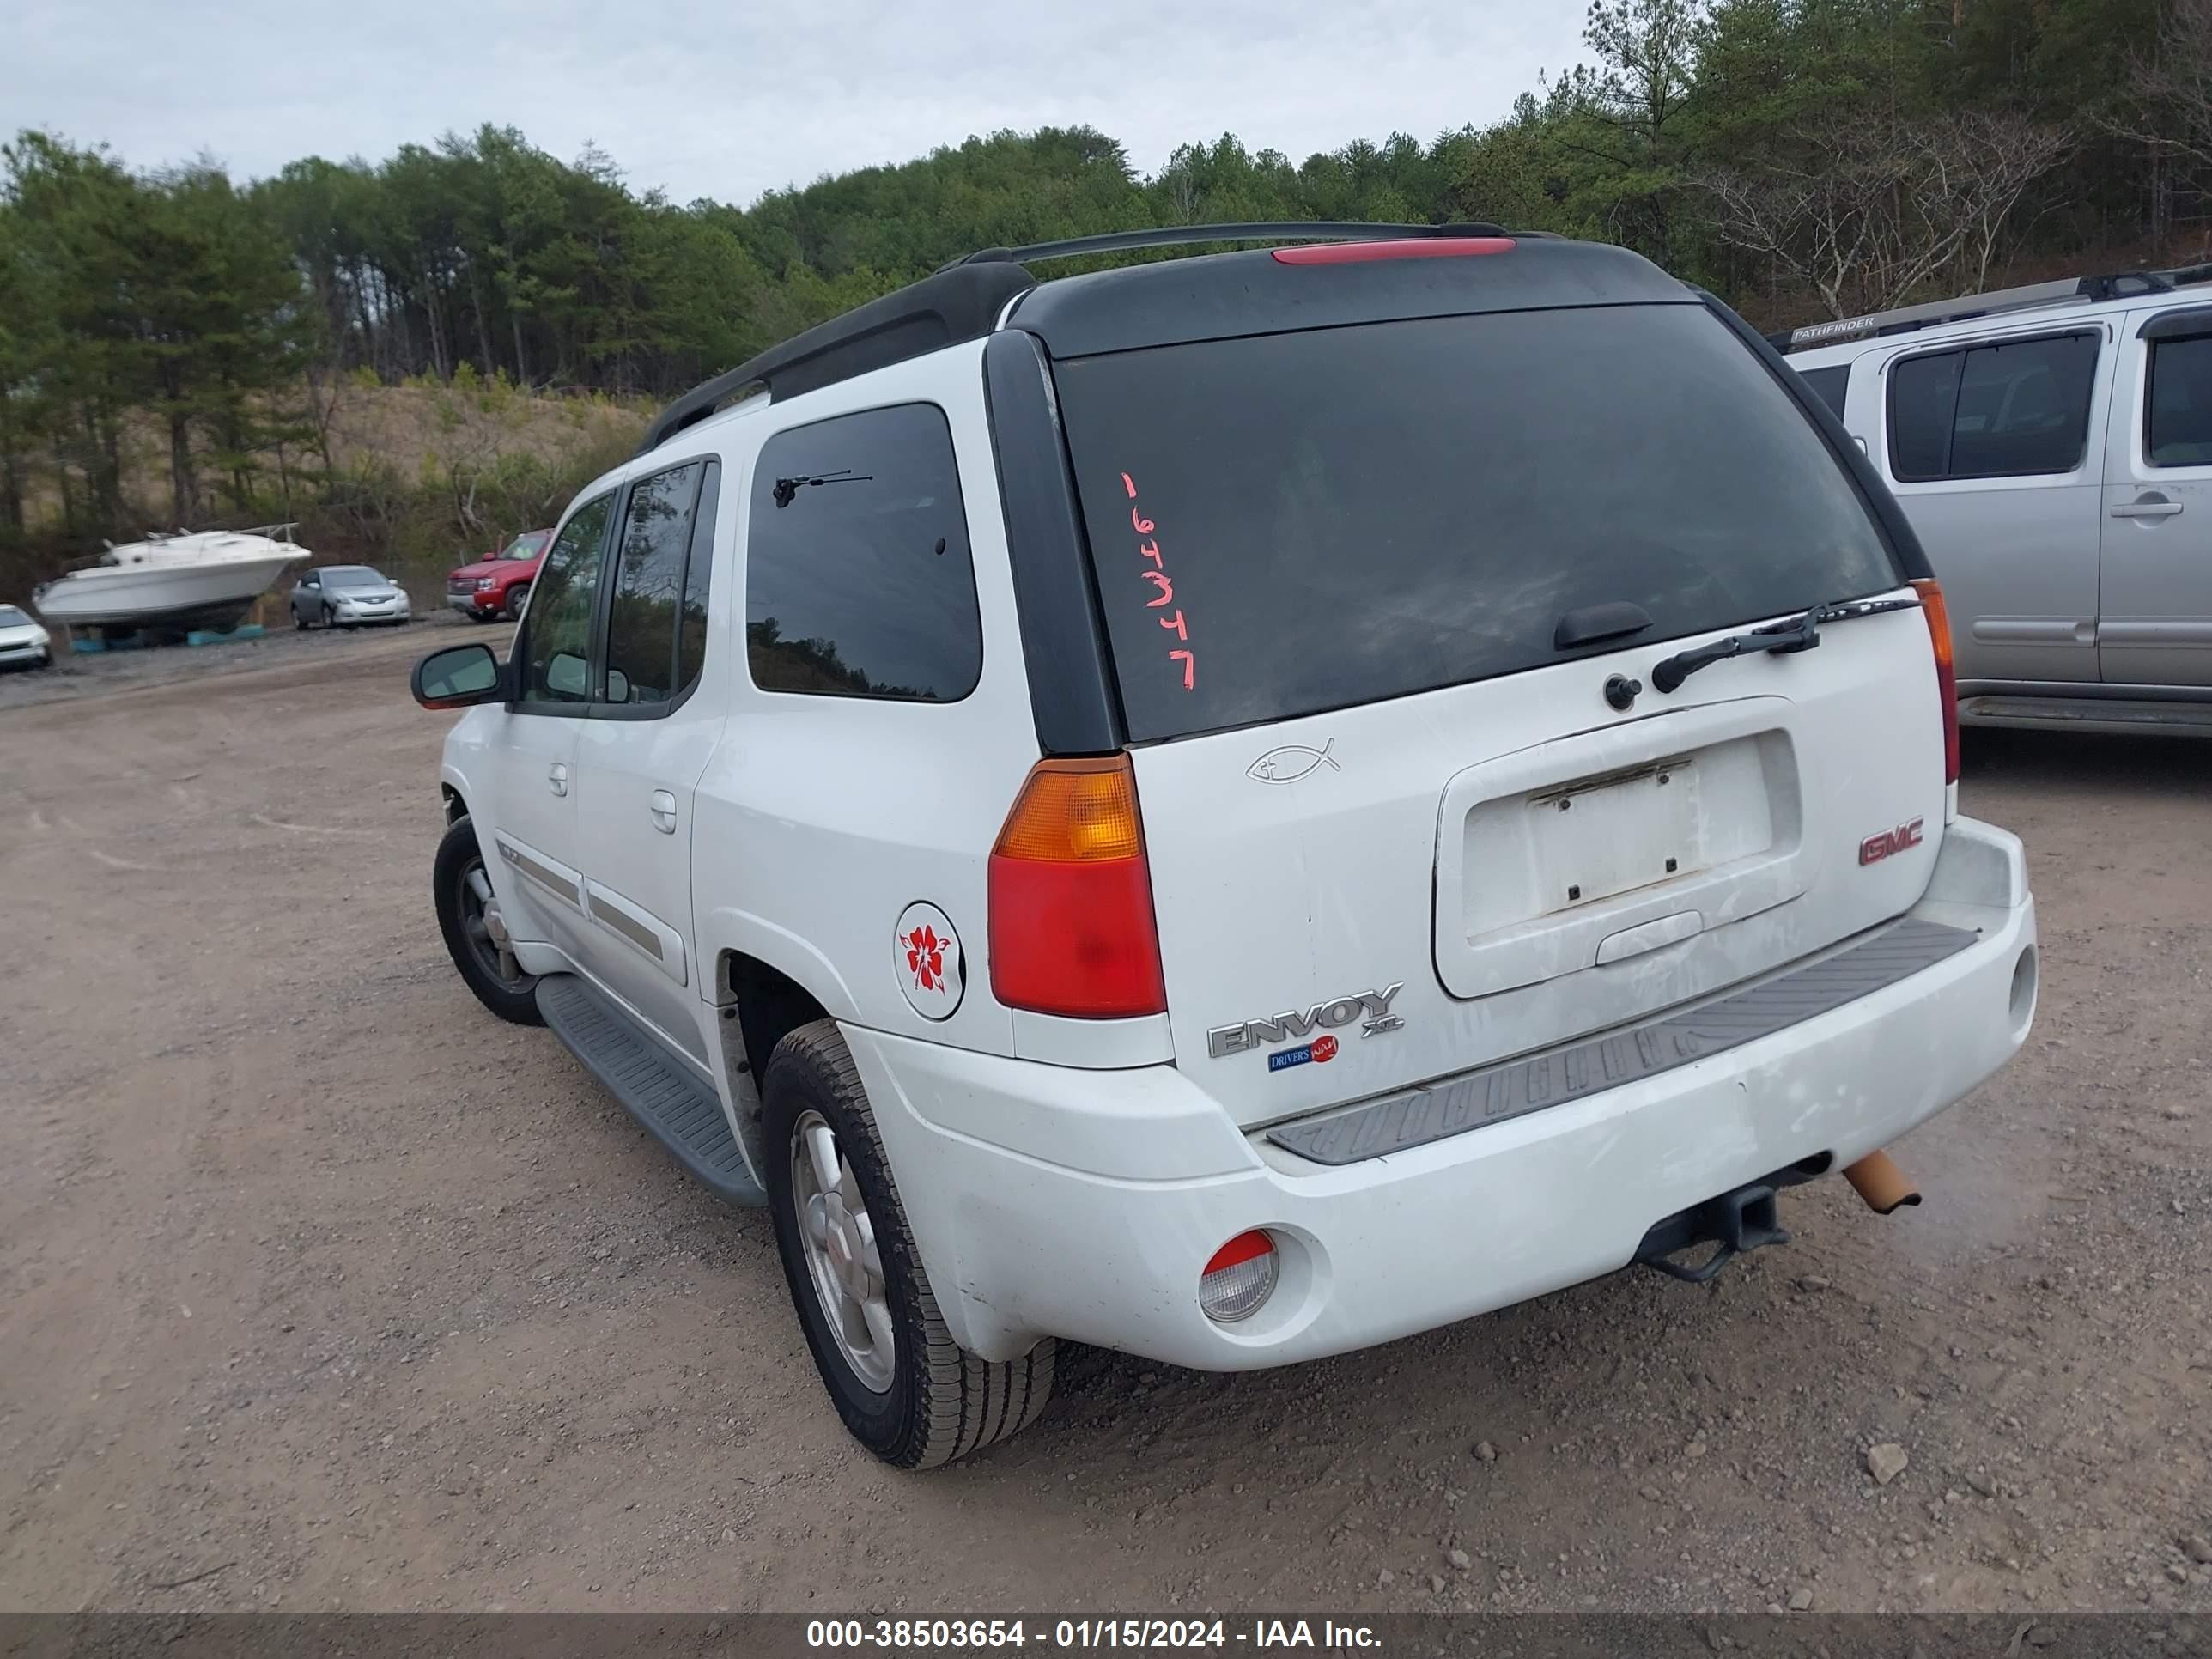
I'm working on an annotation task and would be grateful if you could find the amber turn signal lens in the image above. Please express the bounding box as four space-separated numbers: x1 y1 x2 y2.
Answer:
1912 577 1960 785
988 754 1166 1018
991 757 1144 863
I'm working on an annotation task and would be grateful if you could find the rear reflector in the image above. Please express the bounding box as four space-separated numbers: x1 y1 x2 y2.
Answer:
1912 578 1960 784
1272 238 1516 264
1199 1231 1279 1323
988 756 1167 1019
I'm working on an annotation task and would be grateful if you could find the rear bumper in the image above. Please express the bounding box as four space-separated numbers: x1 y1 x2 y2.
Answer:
849 817 2038 1370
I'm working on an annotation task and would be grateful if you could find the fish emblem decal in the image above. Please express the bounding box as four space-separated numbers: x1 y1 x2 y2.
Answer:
1247 738 1340 786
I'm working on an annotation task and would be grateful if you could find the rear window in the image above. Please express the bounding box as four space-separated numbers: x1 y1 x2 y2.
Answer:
1887 331 2099 482
2148 331 2212 466
1798 363 1850 417
1053 305 1900 742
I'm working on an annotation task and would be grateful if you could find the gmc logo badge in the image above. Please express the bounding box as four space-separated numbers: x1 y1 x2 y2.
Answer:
1859 817 1926 866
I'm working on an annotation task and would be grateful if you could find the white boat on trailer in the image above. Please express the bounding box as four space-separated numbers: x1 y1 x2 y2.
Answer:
33 524 310 635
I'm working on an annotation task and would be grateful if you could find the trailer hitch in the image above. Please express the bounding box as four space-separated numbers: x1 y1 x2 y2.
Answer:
1635 1180 1792 1284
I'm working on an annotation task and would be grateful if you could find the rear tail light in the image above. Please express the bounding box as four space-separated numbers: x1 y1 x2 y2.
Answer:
988 755 1167 1018
1199 1231 1279 1323
1271 237 1515 265
1913 578 1960 784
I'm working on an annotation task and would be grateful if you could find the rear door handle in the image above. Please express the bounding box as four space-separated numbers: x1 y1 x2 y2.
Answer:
547 761 569 797
649 790 678 835
2112 496 2184 520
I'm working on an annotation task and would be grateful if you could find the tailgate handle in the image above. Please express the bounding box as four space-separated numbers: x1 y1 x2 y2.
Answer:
1553 601 1653 650
1595 909 1705 966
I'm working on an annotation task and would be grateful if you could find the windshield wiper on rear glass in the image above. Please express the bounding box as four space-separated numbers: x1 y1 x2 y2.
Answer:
1650 595 1924 695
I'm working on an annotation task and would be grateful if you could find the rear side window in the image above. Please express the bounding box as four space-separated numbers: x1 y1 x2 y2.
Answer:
1887 332 2099 482
1798 363 1850 418
1052 305 1899 743
2148 331 2212 466
603 458 718 707
520 493 614 704
745 404 982 702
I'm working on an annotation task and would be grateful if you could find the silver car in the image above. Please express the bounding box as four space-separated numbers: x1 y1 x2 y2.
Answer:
291 565 412 630
1783 262 2212 736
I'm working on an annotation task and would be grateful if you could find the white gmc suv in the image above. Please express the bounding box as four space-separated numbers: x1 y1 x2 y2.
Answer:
410 222 2039 1468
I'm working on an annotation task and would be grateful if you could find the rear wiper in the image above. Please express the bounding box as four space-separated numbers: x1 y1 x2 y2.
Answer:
1650 595 1923 694
771 469 872 508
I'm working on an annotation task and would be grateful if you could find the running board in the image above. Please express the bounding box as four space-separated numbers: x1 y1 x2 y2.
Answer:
1960 695 2212 736
1268 918 1976 1167
536 974 766 1206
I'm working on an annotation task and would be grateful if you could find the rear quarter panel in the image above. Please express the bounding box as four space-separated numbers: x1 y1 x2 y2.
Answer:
687 343 1049 1058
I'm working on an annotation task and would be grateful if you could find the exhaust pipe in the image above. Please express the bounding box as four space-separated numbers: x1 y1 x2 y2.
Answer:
1844 1150 1921 1215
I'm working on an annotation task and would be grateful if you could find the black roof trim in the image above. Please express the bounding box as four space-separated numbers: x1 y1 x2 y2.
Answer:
635 262 1034 456
948 221 1508 269
639 224 1653 457
981 331 1126 755
1013 234 1690 360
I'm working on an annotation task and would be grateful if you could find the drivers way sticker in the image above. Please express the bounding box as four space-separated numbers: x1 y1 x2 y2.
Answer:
1268 1034 1339 1073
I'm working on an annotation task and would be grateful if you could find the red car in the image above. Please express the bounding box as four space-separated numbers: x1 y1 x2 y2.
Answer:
445 528 552 622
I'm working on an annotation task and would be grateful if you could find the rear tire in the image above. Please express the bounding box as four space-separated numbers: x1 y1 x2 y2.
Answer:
502 583 531 622
433 817 543 1026
763 1019 1054 1468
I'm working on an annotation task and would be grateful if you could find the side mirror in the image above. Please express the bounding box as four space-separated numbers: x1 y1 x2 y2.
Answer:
412 642 504 709
545 652 587 699
606 665 631 703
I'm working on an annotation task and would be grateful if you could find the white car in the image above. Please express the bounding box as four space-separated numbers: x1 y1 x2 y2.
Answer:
409 222 2039 1468
0 603 52 670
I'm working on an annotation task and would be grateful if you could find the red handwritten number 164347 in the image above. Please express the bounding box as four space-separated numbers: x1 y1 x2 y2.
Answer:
1121 471 1194 692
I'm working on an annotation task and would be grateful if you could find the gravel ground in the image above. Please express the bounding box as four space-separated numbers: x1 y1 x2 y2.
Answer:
0 634 2206 1615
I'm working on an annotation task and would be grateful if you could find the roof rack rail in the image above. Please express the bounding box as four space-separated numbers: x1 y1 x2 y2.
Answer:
1777 261 2212 354
638 221 1515 456
635 261 1036 456
945 220 1508 270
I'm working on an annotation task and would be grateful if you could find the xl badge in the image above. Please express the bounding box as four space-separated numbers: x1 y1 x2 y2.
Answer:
1209 983 1404 1060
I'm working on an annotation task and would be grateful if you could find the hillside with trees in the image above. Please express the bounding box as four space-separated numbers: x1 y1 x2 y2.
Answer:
3 0 2208 590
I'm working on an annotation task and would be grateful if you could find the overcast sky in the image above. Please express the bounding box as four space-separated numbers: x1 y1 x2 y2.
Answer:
10 0 1585 206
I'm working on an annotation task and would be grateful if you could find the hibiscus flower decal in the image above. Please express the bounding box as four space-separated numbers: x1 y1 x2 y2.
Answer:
893 903 963 1018
905 924 948 992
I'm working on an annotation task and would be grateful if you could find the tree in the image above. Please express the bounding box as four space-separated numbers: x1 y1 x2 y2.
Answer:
1542 0 1710 261
1695 109 2075 316
0 0 2195 580
2112 0 2212 168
